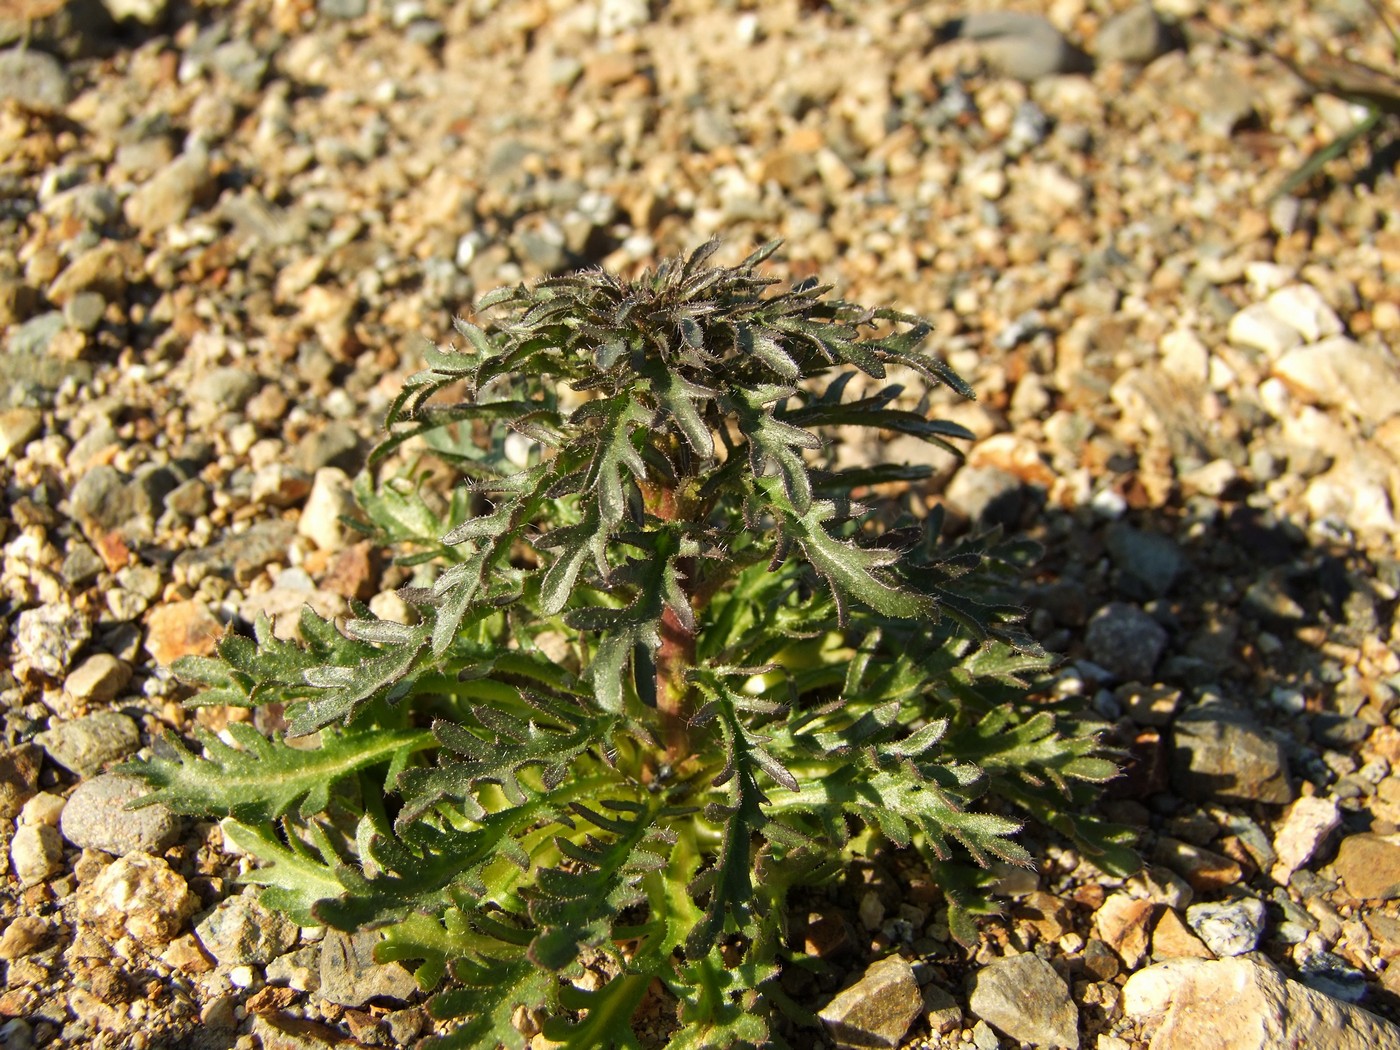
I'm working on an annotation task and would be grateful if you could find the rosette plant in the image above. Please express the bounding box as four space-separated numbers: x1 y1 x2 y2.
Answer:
127 241 1128 1048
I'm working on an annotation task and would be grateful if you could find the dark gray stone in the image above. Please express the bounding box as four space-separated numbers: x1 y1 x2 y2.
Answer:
60 773 183 856
1310 713 1371 750
1086 602 1168 681
61 543 106 587
1106 523 1186 599
1171 702 1292 804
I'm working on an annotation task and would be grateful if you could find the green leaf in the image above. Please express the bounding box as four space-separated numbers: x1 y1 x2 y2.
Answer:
120 725 434 823
769 485 936 621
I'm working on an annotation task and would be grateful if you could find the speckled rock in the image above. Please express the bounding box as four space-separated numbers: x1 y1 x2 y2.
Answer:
968 951 1079 1048
1184 898 1266 957
34 711 141 777
1171 702 1292 804
78 852 198 944
60 774 183 856
1086 602 1168 681
1123 958 1400 1050
318 929 419 1007
13 602 91 680
818 954 923 1049
196 894 300 966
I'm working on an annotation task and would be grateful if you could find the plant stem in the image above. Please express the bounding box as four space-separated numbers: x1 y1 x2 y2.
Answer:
656 603 695 761
643 468 697 763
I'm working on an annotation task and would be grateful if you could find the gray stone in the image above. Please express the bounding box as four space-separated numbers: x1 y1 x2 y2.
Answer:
61 543 106 587
1171 702 1292 804
319 929 419 1007
968 951 1079 1048
188 366 260 413
1298 951 1367 1004
923 983 963 1035
196 894 300 965
1184 898 1266 957
819 954 923 1049
60 774 182 856
0 48 70 109
1094 5 1178 64
318 0 367 18
1106 523 1185 599
70 465 138 532
937 12 1093 81
34 711 141 777
266 946 321 993
1123 958 1400 1050
163 477 210 519
7 312 66 355
209 39 268 92
1085 602 1168 682
174 518 296 586
13 601 91 680
0 352 92 404
63 291 107 332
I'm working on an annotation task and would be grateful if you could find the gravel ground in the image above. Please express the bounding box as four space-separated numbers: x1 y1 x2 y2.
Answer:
1 0 1399 1048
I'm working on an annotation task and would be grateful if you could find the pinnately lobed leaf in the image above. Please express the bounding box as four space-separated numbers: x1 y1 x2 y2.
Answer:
123 241 1125 1048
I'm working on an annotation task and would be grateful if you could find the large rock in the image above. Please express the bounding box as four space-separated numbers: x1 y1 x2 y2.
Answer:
968 952 1079 1048
818 955 923 1049
1171 701 1291 804
1122 958 1400 1049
